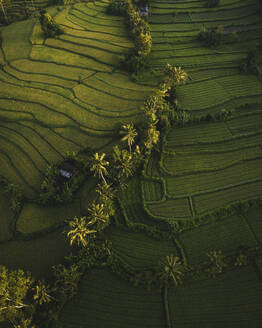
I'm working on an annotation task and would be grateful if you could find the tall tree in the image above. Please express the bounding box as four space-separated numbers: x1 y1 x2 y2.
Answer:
90 152 109 185
66 216 96 247
0 0 8 24
164 64 188 84
121 123 137 153
96 183 115 216
158 255 185 286
88 202 110 228
113 145 134 179
0 266 34 325
144 124 160 151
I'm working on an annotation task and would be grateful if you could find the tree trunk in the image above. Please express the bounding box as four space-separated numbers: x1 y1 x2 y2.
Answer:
100 171 107 185
163 285 172 328
0 1 8 24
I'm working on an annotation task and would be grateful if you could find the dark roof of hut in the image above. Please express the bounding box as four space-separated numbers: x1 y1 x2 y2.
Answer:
58 161 75 179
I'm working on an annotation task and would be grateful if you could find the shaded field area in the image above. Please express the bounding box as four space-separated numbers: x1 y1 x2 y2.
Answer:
58 269 166 328
169 265 262 328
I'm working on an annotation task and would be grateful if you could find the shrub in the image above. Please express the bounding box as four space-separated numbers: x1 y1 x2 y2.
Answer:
206 250 227 277
240 46 262 76
198 26 222 48
39 153 87 205
39 10 63 38
106 0 127 15
1 179 23 213
205 0 219 8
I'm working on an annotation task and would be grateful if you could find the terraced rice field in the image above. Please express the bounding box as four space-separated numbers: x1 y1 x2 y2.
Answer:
0 0 262 327
0 0 154 200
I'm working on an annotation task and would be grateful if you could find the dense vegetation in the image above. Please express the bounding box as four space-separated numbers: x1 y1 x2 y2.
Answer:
0 0 262 327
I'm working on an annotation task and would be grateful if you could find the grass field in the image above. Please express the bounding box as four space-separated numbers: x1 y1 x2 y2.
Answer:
58 269 166 328
169 266 262 327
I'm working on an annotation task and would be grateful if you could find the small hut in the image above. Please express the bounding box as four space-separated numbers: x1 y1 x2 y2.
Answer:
56 160 76 188
138 3 149 17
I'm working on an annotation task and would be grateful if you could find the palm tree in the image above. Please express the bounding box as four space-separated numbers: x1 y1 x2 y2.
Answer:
66 216 96 247
164 64 188 84
121 123 138 153
144 124 160 151
33 280 55 305
88 202 109 226
159 255 185 286
113 145 134 179
90 152 109 185
0 0 8 24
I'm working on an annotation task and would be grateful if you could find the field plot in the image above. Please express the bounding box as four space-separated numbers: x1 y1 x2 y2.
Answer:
0 188 14 242
0 228 70 279
58 269 166 328
243 206 262 244
179 214 257 265
148 0 262 113
142 178 164 202
16 200 81 235
103 226 177 269
169 266 262 328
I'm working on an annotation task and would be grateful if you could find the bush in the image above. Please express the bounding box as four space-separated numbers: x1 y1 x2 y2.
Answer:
198 26 222 48
240 46 262 76
38 153 88 205
106 0 127 15
0 177 23 213
205 0 219 8
39 10 63 38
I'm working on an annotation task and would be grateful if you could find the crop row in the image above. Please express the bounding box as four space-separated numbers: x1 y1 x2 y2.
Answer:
58 269 165 328
179 213 257 265
169 266 262 327
161 145 262 176
103 226 177 269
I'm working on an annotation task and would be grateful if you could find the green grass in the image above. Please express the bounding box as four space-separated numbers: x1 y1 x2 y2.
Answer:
162 146 261 175
146 197 192 220
103 226 177 269
16 200 81 235
0 227 71 279
169 265 262 327
1 19 34 61
58 269 166 328
179 214 257 265
142 178 164 202
244 206 262 244
193 180 262 214
165 122 232 147
166 157 262 197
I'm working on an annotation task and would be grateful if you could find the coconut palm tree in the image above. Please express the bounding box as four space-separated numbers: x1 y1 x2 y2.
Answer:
90 152 109 185
0 0 8 24
121 123 138 153
159 255 185 286
113 145 134 179
33 280 55 305
144 124 160 151
88 202 109 226
67 216 96 247
164 64 188 85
